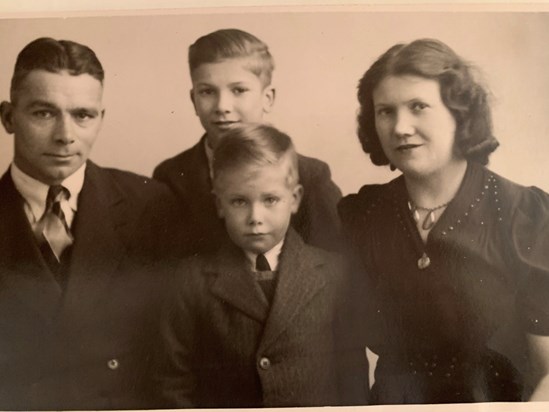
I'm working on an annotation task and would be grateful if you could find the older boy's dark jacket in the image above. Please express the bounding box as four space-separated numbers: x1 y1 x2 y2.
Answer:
153 136 343 254
0 161 175 410
155 228 367 407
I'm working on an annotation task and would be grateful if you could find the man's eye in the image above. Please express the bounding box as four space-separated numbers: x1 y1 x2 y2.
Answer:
74 112 95 121
198 88 214 96
32 110 54 119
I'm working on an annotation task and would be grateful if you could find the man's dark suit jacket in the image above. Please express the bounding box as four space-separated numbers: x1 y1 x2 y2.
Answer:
155 228 365 407
153 136 343 255
0 161 174 410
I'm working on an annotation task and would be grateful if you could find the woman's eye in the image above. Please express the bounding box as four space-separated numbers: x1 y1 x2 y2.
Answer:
198 88 214 96
411 102 428 111
376 107 392 117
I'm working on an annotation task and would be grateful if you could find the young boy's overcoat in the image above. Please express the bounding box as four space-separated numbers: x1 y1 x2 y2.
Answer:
156 228 364 407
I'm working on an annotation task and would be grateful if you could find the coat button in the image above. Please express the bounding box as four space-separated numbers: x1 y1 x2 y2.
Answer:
107 359 119 370
259 357 271 370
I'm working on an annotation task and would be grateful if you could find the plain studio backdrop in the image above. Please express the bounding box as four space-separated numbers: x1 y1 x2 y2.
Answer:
0 10 548 195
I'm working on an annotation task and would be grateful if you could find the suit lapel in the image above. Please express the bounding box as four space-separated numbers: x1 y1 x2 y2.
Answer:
260 229 328 351
63 162 127 307
210 242 270 323
0 170 62 320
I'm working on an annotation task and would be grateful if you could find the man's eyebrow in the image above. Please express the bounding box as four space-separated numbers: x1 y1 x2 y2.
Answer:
25 100 57 109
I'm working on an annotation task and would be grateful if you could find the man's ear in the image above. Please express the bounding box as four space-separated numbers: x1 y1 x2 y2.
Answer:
190 89 198 115
0 101 15 134
291 183 303 214
262 86 275 114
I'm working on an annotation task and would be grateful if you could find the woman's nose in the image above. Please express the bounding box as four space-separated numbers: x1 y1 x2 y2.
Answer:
394 109 415 137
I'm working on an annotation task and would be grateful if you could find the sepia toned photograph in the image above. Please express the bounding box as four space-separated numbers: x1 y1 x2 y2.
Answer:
0 1 548 410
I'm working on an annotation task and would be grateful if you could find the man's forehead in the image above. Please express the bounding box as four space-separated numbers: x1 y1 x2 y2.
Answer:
14 69 103 105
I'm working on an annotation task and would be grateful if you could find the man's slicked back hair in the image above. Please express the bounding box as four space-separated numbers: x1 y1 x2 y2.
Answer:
10 37 104 101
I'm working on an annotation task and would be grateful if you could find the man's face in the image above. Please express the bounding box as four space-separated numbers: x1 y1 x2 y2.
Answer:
190 58 275 149
0 69 104 185
214 161 302 255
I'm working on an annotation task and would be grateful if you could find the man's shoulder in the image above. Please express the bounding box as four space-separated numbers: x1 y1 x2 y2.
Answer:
89 163 171 202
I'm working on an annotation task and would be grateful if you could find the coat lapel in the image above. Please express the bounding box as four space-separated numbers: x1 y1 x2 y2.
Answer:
260 229 328 350
63 162 127 308
0 170 63 320
209 242 270 323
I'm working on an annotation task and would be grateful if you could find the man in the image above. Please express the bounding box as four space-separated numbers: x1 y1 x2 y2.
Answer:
0 37 175 410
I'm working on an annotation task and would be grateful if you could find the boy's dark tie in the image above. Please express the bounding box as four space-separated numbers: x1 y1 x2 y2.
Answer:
255 253 271 271
35 185 74 265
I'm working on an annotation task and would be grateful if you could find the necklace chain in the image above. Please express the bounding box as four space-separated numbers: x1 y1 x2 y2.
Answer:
408 199 453 231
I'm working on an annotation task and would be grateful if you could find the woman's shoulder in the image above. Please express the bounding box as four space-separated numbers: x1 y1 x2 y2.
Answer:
486 167 549 219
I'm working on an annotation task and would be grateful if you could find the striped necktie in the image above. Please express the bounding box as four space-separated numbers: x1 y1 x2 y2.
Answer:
35 185 74 262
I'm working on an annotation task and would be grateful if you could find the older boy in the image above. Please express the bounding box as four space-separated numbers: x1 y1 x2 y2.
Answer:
153 28 342 254
155 124 355 407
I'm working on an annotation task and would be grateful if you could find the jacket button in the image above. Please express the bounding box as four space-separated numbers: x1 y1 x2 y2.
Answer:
107 359 119 370
259 357 271 370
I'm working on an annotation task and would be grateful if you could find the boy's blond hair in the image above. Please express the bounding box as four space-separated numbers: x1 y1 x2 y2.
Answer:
212 123 299 190
188 28 275 87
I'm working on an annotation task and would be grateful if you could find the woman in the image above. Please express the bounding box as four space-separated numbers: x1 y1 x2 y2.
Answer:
338 39 549 404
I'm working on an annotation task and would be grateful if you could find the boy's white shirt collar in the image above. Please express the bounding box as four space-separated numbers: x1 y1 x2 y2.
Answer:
203 137 215 181
11 161 86 224
245 239 284 272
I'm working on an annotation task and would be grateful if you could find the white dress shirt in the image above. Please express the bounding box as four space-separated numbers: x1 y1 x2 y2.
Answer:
11 162 86 230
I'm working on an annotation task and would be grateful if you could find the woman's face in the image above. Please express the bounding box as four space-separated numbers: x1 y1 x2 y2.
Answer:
373 75 460 179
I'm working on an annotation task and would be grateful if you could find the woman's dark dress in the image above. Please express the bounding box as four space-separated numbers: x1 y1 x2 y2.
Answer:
338 162 549 404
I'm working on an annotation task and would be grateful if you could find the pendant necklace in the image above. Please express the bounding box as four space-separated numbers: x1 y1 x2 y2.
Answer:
408 200 451 231
407 199 453 270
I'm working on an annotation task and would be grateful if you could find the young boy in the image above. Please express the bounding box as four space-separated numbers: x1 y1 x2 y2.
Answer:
153 28 342 254
155 124 361 407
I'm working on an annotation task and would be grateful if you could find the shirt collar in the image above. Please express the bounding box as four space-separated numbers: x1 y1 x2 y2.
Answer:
245 239 284 272
10 162 86 220
203 136 215 181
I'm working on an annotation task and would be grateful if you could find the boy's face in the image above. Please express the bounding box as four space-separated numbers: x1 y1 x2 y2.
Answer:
214 160 302 255
190 58 275 149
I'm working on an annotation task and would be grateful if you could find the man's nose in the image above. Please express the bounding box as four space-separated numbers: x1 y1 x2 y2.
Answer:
54 115 75 144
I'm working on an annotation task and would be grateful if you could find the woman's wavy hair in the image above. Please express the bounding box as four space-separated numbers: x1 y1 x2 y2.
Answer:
357 38 499 167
